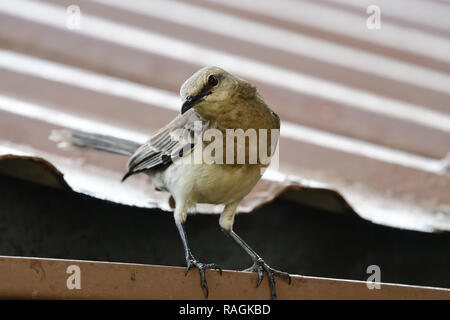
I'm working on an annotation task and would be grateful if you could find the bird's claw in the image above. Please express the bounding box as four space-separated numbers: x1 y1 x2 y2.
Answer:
243 258 291 300
185 255 222 298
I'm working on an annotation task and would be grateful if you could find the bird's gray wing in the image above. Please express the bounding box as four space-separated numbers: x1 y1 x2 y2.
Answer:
122 109 208 181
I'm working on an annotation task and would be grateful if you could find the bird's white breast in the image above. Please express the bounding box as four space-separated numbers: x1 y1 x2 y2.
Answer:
150 154 262 208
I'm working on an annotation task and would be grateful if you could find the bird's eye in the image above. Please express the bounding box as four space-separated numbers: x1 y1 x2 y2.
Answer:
208 75 218 87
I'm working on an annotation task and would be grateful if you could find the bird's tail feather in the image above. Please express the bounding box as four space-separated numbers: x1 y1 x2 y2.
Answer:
50 129 140 156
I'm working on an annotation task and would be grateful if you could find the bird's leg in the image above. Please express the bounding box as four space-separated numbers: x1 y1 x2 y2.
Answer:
221 228 291 299
219 203 291 300
175 221 222 298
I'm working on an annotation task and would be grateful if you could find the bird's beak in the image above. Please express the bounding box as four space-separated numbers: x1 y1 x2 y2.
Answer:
181 96 195 114
181 91 212 114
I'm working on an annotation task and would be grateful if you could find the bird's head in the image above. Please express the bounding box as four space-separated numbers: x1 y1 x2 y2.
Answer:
180 66 256 118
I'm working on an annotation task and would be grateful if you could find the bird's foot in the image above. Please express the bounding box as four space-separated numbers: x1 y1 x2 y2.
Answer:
185 254 222 298
243 258 291 300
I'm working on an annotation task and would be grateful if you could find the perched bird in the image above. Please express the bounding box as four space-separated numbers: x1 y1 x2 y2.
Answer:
51 66 290 299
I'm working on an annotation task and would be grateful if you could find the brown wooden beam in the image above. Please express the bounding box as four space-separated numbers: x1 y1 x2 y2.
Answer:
0 256 448 299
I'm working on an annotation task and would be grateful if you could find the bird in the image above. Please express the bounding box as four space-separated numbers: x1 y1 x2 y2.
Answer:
51 66 291 299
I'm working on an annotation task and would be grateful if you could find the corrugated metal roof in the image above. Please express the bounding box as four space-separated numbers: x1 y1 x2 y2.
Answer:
0 0 449 232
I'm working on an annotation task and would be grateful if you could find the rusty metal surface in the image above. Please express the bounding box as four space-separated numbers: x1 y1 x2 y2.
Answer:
0 255 449 299
0 0 449 232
